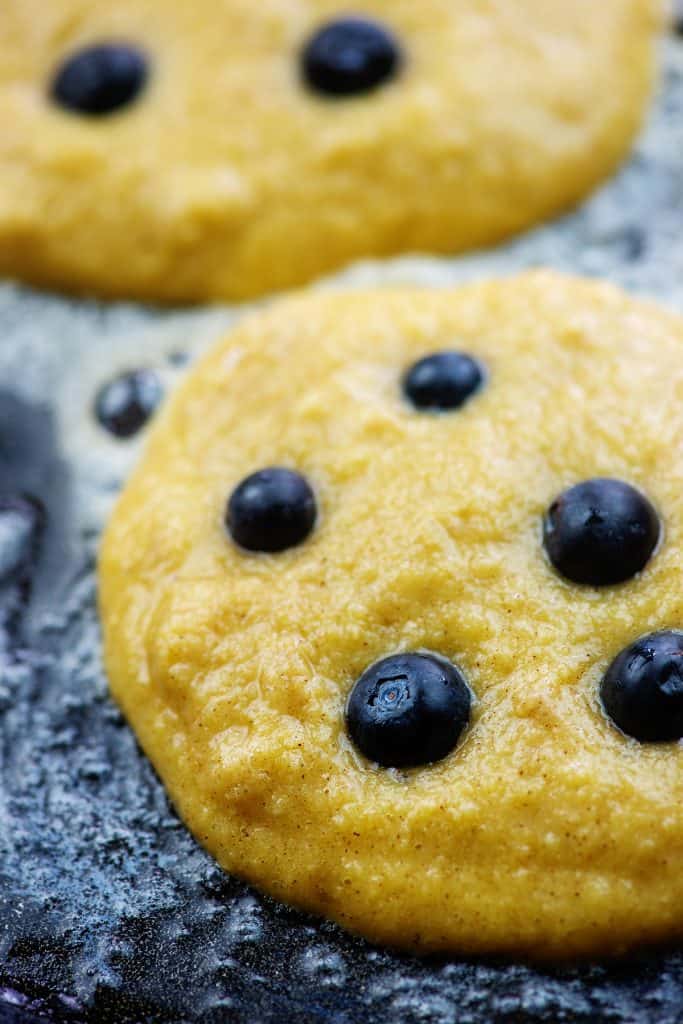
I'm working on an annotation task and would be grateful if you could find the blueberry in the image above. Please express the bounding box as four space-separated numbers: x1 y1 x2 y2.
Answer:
95 369 163 439
227 468 317 553
403 352 484 412
302 18 401 97
543 478 660 587
601 631 683 743
51 43 148 116
346 653 471 768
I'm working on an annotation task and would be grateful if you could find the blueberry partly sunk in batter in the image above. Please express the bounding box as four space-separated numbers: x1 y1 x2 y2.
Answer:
403 351 485 412
51 43 148 116
302 18 401 97
346 652 471 768
227 467 317 553
601 631 683 742
543 478 660 586
95 369 163 439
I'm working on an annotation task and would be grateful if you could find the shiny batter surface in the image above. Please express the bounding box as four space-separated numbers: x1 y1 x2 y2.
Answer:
100 272 683 958
0 1 661 303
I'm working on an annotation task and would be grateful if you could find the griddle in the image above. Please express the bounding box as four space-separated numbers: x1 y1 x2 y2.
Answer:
3 27 683 1024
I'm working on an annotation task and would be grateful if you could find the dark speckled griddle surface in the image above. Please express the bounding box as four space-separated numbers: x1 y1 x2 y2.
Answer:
4 25 683 1024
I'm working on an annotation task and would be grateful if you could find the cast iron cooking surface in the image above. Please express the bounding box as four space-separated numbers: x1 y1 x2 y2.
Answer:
4 27 683 1024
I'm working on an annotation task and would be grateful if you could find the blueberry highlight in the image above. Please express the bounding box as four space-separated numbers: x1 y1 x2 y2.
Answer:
95 369 162 440
601 631 683 743
302 18 401 97
52 43 148 115
403 351 484 412
346 652 471 768
227 468 317 553
543 478 660 586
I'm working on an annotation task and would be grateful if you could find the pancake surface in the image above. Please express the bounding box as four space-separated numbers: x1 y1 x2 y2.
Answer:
100 272 683 957
0 0 661 302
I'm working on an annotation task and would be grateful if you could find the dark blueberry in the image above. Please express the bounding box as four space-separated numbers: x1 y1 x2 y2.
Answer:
403 351 484 412
601 631 683 743
227 468 316 553
302 18 401 97
543 478 660 587
346 652 471 768
95 369 163 439
51 43 148 116
0 495 44 583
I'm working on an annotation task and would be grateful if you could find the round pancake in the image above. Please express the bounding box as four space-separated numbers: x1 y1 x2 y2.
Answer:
100 271 683 957
0 1 662 303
